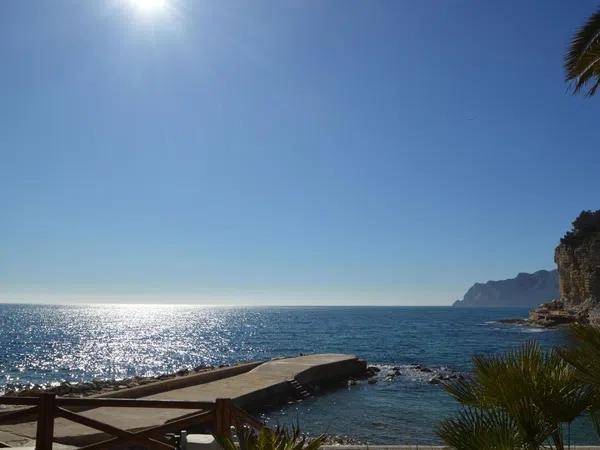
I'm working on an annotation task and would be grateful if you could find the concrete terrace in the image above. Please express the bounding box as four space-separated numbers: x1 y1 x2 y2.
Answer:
322 447 600 450
0 354 365 447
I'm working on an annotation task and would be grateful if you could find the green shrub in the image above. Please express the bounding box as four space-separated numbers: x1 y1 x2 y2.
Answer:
218 425 325 450
561 210 600 246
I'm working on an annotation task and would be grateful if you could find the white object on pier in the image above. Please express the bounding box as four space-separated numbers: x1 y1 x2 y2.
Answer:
180 433 223 450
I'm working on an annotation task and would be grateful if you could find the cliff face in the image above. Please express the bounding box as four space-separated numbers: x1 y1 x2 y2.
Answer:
555 233 600 310
453 270 558 308
528 210 600 326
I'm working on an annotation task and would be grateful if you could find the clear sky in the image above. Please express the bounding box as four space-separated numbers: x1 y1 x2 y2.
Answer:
1 0 600 305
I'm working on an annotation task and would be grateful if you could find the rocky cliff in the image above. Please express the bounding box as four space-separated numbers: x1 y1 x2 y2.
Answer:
529 210 600 326
453 270 558 308
555 233 600 309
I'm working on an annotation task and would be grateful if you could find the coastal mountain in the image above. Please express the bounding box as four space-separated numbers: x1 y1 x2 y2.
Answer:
453 270 558 308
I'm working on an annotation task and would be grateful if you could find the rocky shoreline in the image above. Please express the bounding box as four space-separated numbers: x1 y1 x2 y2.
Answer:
1 358 460 405
498 299 586 328
360 363 464 386
0 363 225 398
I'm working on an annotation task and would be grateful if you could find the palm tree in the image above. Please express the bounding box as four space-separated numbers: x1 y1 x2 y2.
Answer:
437 342 592 450
437 407 540 450
559 324 600 437
218 426 325 450
559 323 600 387
565 8 600 96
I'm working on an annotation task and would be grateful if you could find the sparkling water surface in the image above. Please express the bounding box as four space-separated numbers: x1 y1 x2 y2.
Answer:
0 304 591 444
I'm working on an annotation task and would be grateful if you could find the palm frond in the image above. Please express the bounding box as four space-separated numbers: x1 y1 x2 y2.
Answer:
559 324 600 387
441 340 591 449
565 8 600 96
436 407 527 450
218 426 325 450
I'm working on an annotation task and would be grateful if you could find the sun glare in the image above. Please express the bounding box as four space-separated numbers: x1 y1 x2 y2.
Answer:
128 0 169 16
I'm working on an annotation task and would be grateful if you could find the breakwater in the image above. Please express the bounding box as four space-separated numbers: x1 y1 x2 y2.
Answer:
0 354 366 446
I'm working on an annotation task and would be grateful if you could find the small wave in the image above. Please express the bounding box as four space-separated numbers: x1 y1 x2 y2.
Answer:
520 327 549 333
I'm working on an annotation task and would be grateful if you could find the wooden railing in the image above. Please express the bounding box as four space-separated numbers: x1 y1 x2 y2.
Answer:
0 394 264 450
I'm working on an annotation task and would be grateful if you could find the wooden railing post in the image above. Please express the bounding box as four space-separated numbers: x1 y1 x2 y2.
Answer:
35 393 55 450
214 398 231 438
0 396 260 450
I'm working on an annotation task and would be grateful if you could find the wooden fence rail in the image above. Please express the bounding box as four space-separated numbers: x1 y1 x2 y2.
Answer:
0 394 264 450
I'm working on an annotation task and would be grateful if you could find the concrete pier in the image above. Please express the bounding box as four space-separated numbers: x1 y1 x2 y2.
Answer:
0 354 365 447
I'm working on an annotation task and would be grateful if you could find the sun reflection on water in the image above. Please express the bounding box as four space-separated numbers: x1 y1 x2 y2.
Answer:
0 304 267 390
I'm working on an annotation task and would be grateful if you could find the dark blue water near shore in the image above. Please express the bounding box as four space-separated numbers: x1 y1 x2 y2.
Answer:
0 304 589 444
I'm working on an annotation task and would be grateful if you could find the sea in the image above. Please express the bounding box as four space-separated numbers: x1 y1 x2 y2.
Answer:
0 304 594 444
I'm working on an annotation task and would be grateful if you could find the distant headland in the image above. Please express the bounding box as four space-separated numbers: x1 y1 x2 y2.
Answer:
453 269 558 308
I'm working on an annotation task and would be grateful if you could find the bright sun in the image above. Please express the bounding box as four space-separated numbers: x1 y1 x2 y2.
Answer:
128 0 168 16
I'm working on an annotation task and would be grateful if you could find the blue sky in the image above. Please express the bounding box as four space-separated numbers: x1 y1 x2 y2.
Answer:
1 0 599 305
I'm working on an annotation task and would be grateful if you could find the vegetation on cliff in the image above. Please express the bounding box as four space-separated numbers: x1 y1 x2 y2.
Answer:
561 210 600 246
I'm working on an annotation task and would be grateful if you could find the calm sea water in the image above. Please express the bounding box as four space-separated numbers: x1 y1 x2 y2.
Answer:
0 304 591 444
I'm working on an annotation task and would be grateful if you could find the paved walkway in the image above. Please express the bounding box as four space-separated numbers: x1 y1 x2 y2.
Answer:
322 447 600 450
0 354 363 447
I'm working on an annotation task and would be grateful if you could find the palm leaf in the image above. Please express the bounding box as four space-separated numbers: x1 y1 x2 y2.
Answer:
436 407 527 450
441 341 591 449
559 324 600 387
565 8 600 96
218 426 324 450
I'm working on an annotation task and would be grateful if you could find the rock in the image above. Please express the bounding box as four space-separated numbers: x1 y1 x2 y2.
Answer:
428 377 442 385
420 367 433 373
497 318 529 325
365 366 380 378
528 300 580 327
390 367 402 376
550 211 600 324
368 379 377 384
69 385 87 394
51 383 72 396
